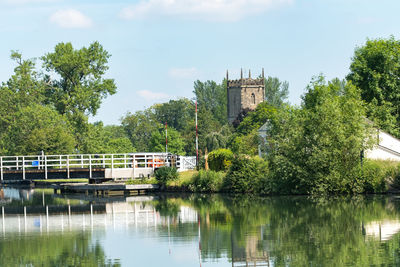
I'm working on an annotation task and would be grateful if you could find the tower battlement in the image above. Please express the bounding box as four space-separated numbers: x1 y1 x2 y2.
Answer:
227 68 265 123
227 78 264 87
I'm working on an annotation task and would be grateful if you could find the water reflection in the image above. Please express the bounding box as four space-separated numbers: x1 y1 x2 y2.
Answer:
1 188 400 266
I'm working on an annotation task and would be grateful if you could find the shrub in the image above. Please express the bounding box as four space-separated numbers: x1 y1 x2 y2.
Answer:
208 148 234 172
392 164 400 189
361 160 392 193
223 156 269 194
189 170 225 192
155 167 178 184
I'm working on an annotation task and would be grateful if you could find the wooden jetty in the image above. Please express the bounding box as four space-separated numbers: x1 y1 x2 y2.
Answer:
53 183 160 196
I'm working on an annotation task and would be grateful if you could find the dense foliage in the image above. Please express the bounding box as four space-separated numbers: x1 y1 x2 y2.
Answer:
347 37 400 137
223 156 269 194
266 77 373 195
264 76 289 107
155 167 178 184
207 148 234 172
0 43 125 155
189 170 225 192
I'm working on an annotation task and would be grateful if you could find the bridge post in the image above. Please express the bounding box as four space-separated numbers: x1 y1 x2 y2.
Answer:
111 154 114 179
152 154 155 173
16 156 19 170
45 156 48 179
22 156 25 180
0 157 3 181
89 155 92 179
133 154 136 179
67 155 70 179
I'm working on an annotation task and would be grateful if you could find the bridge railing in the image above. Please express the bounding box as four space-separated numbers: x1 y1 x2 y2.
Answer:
0 153 196 180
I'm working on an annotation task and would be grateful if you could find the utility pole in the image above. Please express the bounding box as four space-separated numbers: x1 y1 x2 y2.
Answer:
165 122 168 166
195 100 198 167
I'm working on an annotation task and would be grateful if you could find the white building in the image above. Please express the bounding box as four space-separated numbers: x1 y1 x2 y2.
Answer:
365 129 400 161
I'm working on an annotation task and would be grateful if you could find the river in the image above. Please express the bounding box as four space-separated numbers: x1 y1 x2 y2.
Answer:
0 187 400 266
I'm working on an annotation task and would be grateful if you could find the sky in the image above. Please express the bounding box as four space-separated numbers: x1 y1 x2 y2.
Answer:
0 0 399 125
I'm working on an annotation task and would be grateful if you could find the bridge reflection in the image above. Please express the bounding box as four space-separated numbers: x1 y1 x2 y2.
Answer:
0 188 198 235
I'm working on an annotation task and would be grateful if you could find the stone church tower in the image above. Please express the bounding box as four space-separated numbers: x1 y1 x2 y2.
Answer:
227 69 265 123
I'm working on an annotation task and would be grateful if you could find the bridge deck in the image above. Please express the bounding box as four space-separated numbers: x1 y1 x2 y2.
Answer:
0 153 196 182
1 168 105 180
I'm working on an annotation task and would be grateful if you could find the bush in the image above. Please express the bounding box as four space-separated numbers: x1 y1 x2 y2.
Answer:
223 156 269 194
361 160 397 193
155 167 178 184
392 165 400 189
208 148 234 172
189 170 225 192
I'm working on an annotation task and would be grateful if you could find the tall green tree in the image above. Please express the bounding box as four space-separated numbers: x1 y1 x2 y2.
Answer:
149 126 185 155
193 80 227 125
0 52 58 155
76 122 134 154
229 102 276 155
264 76 289 107
121 110 159 152
204 125 232 152
42 42 116 116
42 42 117 150
347 37 400 136
0 52 46 134
153 98 194 132
267 77 372 195
4 105 75 155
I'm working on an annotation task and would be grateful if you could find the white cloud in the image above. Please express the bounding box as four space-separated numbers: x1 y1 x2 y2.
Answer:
49 9 93 29
119 0 293 22
168 67 198 79
137 90 169 101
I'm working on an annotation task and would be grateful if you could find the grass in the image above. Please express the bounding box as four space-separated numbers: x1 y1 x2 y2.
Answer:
167 170 198 187
126 177 158 185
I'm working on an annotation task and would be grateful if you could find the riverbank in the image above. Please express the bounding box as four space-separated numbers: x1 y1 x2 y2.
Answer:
2 157 400 196
154 158 400 196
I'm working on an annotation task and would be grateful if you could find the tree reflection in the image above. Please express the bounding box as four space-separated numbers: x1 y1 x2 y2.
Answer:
155 195 400 266
0 232 120 267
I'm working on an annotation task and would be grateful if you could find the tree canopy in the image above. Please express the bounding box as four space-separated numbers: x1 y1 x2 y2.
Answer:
347 36 400 136
266 76 372 194
264 76 289 107
0 42 124 155
42 42 116 116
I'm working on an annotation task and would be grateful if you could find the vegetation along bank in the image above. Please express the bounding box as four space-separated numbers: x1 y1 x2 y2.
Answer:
3 37 400 195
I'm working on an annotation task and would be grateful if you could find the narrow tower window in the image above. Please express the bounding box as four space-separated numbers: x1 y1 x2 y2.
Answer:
251 93 256 104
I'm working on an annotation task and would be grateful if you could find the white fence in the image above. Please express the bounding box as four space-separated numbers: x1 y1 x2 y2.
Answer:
0 153 196 180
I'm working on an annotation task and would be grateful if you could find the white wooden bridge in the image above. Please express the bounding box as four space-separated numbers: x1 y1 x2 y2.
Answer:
0 153 196 181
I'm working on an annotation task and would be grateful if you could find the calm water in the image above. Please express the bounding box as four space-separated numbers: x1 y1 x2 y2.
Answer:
1 188 400 266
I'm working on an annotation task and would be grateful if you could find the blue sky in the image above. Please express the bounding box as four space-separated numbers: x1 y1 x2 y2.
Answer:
0 0 399 125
